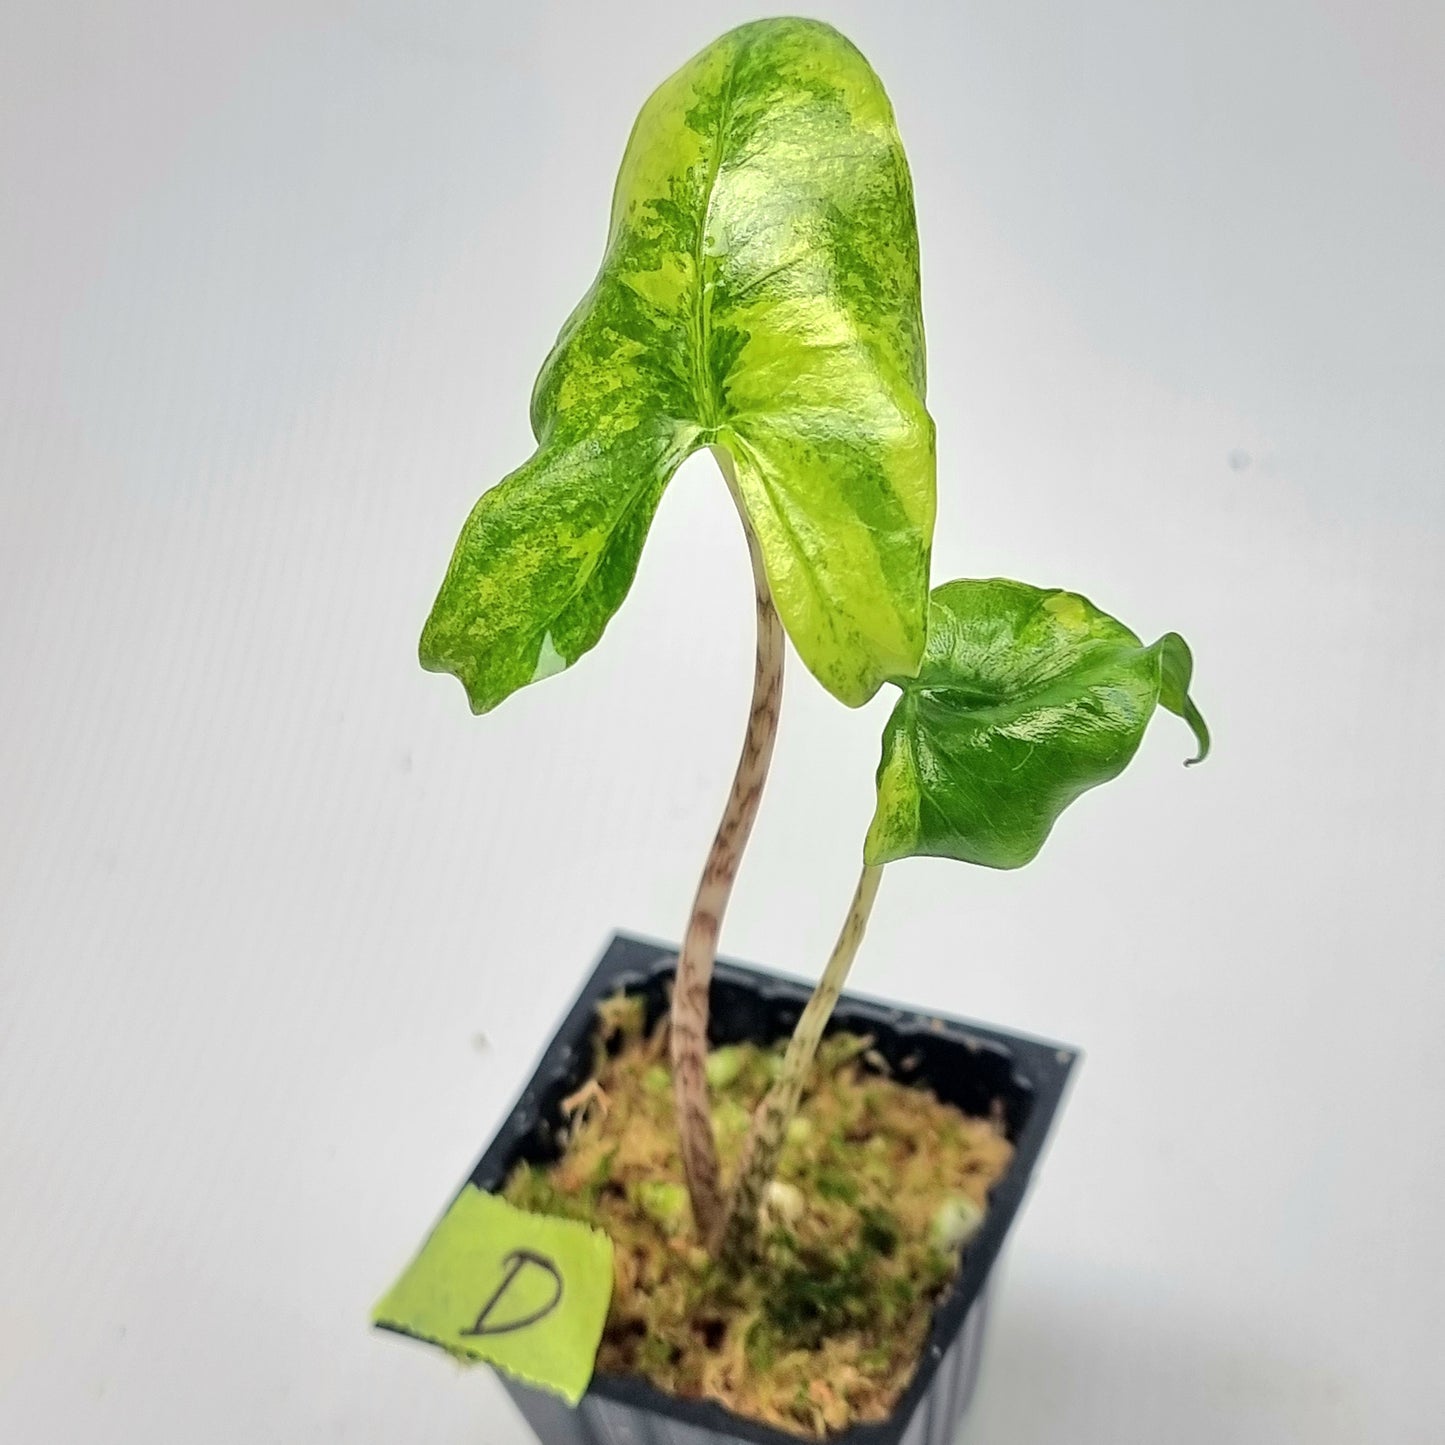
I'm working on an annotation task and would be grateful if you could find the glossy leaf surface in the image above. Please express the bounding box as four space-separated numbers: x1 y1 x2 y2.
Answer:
866 579 1209 868
421 18 934 712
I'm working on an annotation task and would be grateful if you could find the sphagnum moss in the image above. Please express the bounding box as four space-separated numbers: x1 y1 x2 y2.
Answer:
504 996 1012 1436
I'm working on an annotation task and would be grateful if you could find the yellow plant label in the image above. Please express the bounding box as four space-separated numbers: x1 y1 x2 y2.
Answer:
373 1186 614 1406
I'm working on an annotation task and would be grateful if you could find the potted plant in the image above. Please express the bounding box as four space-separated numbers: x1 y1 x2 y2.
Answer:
376 17 1208 1444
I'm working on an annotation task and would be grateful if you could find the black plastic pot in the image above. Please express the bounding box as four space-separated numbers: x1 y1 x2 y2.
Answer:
445 933 1076 1445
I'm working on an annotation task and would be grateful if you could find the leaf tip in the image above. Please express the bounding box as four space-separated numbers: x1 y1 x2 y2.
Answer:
1153 632 1210 767
1180 696 1211 767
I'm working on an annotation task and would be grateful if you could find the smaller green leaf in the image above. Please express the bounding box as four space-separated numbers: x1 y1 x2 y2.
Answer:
865 579 1209 869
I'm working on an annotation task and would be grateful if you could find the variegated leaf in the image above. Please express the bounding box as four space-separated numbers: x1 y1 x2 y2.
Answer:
421 18 934 712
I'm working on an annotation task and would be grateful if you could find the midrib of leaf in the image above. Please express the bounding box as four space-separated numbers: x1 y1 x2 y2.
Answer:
679 42 847 659
911 644 1154 732
688 47 741 434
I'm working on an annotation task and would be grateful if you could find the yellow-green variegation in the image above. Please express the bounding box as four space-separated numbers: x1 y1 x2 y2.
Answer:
420 18 934 712
865 579 1209 868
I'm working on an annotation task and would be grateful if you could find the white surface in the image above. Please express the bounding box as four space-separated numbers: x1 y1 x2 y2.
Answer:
2 2 1442 1441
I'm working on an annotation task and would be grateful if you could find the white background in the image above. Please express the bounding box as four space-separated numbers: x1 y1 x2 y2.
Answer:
3 2 1442 1441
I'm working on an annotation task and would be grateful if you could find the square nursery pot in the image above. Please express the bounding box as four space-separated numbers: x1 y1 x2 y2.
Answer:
454 933 1076 1445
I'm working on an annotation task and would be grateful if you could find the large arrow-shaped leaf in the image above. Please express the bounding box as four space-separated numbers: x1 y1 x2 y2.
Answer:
420 18 934 712
866 579 1209 868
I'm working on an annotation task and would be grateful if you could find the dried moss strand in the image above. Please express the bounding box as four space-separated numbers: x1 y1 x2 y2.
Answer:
671 446 786 1242
716 864 885 1262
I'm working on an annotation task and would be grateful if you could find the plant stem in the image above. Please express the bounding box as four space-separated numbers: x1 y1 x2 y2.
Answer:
670 445 785 1244
714 863 885 1263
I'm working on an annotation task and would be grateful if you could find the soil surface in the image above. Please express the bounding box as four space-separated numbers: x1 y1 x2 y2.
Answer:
503 995 1014 1436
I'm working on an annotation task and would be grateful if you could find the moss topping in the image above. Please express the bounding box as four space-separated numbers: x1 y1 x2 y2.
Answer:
503 996 1013 1435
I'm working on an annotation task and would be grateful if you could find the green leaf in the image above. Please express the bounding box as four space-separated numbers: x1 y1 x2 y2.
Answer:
420 18 934 712
865 579 1209 868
